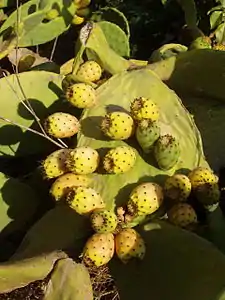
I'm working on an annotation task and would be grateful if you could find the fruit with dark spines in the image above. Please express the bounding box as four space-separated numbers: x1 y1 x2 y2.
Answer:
164 174 191 202
167 203 198 229
136 119 160 153
65 83 96 108
44 112 80 139
103 146 136 174
130 97 159 121
83 232 114 267
66 186 105 215
188 167 218 189
115 228 146 263
66 146 99 175
101 111 135 140
154 134 180 170
42 149 71 179
127 182 164 217
77 61 102 82
90 209 118 233
50 173 90 201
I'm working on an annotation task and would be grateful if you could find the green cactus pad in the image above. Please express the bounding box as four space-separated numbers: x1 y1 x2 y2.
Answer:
0 251 66 293
91 6 130 38
110 220 225 300
149 43 188 63
97 21 130 57
0 172 39 238
0 71 80 156
0 0 77 47
43 258 93 300
77 68 208 215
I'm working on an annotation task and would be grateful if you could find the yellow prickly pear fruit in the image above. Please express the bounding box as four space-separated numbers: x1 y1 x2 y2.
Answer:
164 174 192 202
188 167 218 189
72 14 85 25
50 173 91 201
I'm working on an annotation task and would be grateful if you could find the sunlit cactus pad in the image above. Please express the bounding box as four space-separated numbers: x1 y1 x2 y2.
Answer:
77 68 209 211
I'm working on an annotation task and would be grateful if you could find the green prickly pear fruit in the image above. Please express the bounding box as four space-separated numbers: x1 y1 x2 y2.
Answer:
154 134 180 170
188 167 218 190
41 149 71 179
130 97 160 121
167 203 198 229
195 182 220 206
136 119 160 153
164 174 192 202
66 186 105 215
115 228 146 263
66 146 99 175
90 209 118 233
76 61 102 82
189 36 212 50
83 232 114 267
101 111 135 140
44 112 80 139
65 83 96 108
127 182 164 217
103 146 136 174
50 173 91 201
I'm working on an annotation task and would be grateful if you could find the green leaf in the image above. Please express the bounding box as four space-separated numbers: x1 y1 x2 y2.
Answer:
0 251 66 293
0 0 77 47
0 71 79 156
12 205 91 259
0 172 39 237
76 68 208 223
110 220 225 300
215 22 225 43
43 258 93 300
210 10 223 30
149 43 188 63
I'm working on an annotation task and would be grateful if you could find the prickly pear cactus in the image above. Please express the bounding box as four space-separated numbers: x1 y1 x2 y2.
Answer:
76 68 208 221
0 0 77 47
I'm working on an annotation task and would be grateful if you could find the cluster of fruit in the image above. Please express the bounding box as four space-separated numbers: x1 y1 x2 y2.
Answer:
39 58 221 268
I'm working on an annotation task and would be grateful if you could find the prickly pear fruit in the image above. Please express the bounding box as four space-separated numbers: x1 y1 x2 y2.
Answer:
115 228 146 263
66 186 105 214
77 61 102 82
83 232 114 267
213 44 225 51
136 119 160 153
130 97 159 121
188 167 218 189
65 83 96 108
74 0 91 9
42 149 71 179
195 182 220 206
44 112 80 139
189 36 212 50
154 134 180 170
167 203 197 229
103 146 136 174
127 182 164 217
164 174 192 202
66 146 99 175
90 209 118 233
72 15 85 25
50 173 90 201
101 111 135 140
